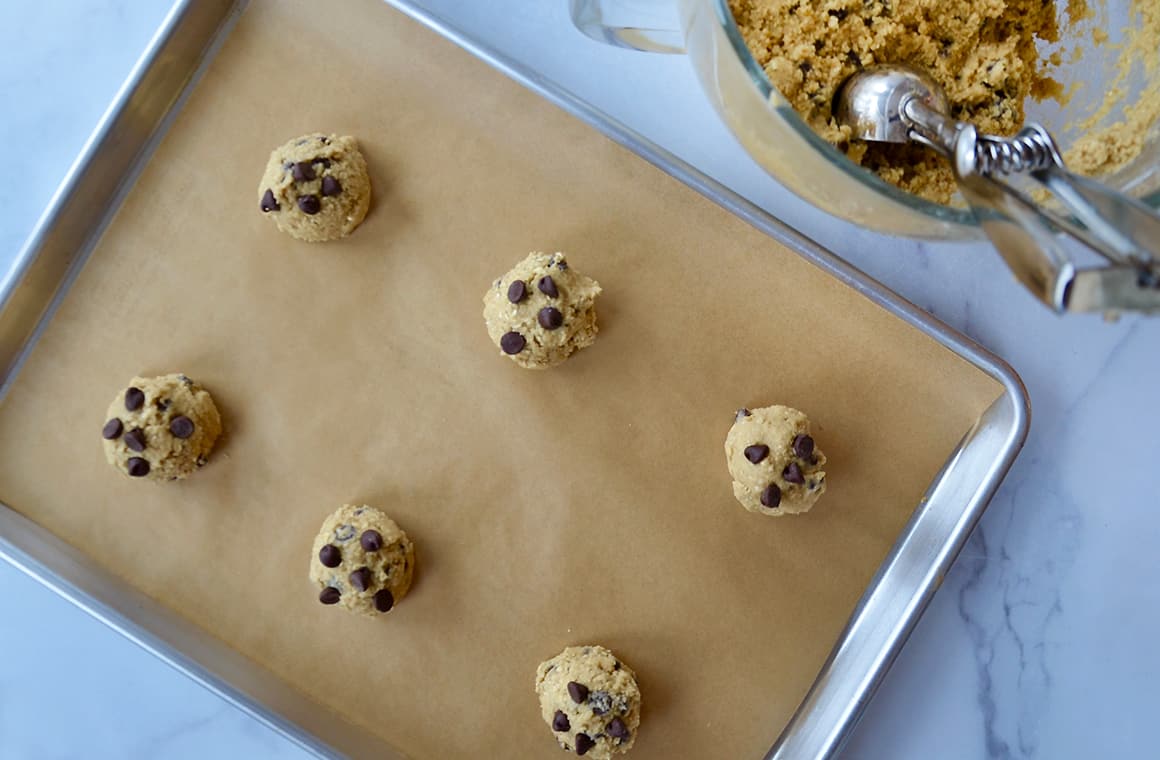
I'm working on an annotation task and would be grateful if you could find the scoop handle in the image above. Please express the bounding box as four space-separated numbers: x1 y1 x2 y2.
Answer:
899 97 962 158
954 167 1076 311
1032 157 1160 269
952 128 1160 313
898 101 1160 313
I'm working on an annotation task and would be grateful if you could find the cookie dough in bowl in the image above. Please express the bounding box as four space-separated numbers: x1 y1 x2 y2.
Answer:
309 505 414 617
725 405 827 516
101 374 222 481
536 645 641 758
483 251 602 369
258 132 371 242
729 0 1062 204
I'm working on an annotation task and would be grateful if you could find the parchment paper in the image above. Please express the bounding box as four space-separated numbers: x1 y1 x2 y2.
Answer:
0 1 1002 757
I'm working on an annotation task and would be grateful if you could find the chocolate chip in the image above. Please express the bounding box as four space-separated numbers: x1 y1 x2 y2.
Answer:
102 419 123 440
169 415 194 439
552 711 571 732
575 734 595 756
783 462 805 484
124 428 147 452
567 681 589 704
761 483 782 508
588 691 612 715
320 176 341 197
292 161 316 182
537 275 559 298
319 544 341 568
360 530 383 552
319 587 341 605
613 661 621 671
556 260 568 270
736 408 751 421
374 589 394 612
507 280 527 304
500 331 525 355
124 387 145 411
793 434 815 459
126 457 150 477
260 189 280 212
607 717 629 739
334 524 357 542
538 307 563 330
744 444 769 464
297 194 321 214
349 567 372 592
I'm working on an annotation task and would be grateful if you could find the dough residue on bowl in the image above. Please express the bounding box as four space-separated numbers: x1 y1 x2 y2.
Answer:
1064 1 1160 180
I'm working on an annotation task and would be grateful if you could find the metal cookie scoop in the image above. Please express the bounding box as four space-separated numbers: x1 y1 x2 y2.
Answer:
836 64 1160 315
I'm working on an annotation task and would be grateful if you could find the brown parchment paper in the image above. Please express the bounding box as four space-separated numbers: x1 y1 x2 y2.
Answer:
0 1 1003 757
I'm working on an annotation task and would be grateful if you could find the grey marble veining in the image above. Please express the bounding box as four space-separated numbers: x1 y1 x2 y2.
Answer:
1 1 1157 758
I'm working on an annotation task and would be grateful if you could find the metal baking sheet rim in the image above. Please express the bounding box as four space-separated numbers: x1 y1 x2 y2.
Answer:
0 1 1030 758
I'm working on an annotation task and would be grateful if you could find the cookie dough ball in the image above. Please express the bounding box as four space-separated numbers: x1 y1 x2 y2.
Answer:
309 505 414 617
483 252 602 369
258 133 371 242
725 405 827 516
535 645 641 758
101 374 222 481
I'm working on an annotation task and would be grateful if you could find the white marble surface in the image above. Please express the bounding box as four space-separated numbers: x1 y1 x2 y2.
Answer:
1 1 1157 758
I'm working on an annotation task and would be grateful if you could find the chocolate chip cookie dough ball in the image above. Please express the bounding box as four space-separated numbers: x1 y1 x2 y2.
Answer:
309 505 414 617
536 645 641 758
725 404 827 515
101 374 222 481
258 133 370 242
483 252 602 369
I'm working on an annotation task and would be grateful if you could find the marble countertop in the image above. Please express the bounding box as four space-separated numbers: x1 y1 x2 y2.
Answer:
1 2 1156 758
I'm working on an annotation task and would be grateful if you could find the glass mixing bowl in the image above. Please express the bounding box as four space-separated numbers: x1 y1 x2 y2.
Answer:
571 0 1160 240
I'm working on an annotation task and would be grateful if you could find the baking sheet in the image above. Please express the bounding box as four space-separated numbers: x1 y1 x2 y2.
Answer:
0 0 1003 757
